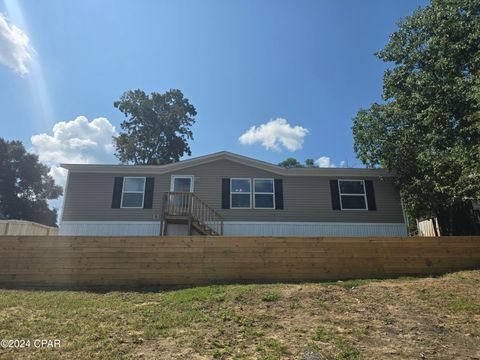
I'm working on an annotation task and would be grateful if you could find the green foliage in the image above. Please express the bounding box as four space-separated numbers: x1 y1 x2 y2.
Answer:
352 0 480 221
256 338 287 360
162 285 226 303
311 325 360 359
278 158 316 168
311 325 333 342
261 291 280 302
447 297 480 314
332 278 376 289
113 89 197 165
334 338 360 360
278 157 304 168
0 138 62 226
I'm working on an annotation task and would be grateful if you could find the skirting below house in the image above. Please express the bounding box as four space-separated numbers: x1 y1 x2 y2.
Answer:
220 221 407 237
60 221 407 237
59 221 162 236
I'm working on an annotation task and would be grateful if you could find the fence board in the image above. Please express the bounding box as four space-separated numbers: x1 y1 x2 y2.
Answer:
0 235 479 286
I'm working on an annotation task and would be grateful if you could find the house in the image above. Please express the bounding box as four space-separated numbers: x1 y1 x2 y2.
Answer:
59 151 407 237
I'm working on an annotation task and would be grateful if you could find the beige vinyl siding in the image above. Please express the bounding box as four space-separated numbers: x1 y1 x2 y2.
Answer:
62 173 166 222
62 159 404 223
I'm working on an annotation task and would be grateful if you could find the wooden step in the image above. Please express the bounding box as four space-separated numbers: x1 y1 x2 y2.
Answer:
191 221 218 236
164 215 189 224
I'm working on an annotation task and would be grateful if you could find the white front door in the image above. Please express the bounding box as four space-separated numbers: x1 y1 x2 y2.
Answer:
170 176 194 192
169 176 194 214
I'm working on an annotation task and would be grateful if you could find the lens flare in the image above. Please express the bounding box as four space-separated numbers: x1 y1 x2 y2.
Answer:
4 0 54 128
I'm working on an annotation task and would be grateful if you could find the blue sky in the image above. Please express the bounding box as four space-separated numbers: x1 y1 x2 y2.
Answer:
1 0 428 186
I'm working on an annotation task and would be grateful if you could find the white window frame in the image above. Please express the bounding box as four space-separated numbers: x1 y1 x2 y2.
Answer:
338 179 368 211
253 178 275 209
120 177 146 209
170 175 194 192
230 178 252 209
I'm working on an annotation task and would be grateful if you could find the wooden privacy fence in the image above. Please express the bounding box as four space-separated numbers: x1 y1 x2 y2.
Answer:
0 236 479 287
0 220 59 236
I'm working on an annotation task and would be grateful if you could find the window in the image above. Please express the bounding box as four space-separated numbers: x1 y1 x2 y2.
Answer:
254 179 275 209
231 178 251 208
338 180 367 210
121 177 146 208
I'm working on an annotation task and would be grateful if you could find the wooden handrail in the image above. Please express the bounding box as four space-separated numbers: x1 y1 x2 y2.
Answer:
163 192 224 235
190 192 223 220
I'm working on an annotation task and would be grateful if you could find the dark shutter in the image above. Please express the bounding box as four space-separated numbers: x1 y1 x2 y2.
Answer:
221 178 230 209
274 179 284 210
111 177 124 208
143 177 155 209
330 180 341 210
365 180 376 211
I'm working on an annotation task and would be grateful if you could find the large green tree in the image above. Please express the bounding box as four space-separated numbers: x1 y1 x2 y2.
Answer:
0 139 62 226
352 0 480 233
114 89 197 165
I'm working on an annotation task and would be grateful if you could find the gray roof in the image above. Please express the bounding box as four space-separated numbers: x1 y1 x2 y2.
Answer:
61 151 395 177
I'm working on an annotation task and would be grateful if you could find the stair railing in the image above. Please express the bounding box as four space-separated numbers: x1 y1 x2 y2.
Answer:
163 192 224 235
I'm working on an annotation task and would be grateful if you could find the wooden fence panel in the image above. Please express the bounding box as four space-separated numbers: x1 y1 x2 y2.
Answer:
0 236 479 287
0 220 59 236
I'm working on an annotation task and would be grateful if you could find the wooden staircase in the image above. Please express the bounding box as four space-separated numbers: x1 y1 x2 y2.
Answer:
161 192 224 236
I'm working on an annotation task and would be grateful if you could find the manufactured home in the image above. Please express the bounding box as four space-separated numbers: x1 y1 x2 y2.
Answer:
59 151 407 236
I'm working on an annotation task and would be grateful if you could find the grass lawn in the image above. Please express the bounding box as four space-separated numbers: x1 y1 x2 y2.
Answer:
0 270 479 359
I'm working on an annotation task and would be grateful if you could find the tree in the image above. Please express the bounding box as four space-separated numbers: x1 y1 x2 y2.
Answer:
278 158 316 168
305 159 315 168
352 0 480 234
113 89 197 165
0 138 62 226
278 158 304 168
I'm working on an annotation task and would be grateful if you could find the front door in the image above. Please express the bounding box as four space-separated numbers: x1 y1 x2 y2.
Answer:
170 176 194 214
170 176 194 192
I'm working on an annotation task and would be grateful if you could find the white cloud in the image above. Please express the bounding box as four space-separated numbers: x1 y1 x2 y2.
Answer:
31 116 118 187
315 156 335 168
31 116 117 218
0 13 33 76
239 118 309 152
48 167 69 189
